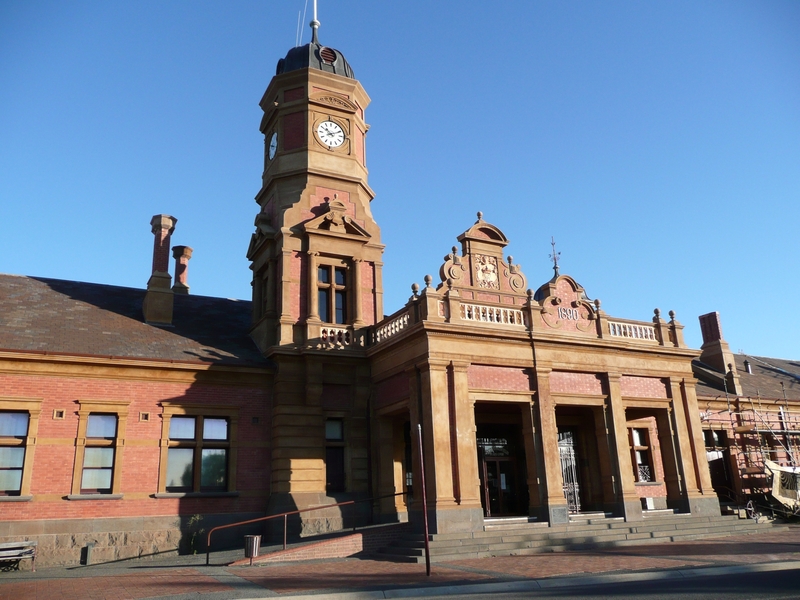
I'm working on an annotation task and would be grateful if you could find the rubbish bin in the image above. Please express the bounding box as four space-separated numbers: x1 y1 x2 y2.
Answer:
244 535 261 566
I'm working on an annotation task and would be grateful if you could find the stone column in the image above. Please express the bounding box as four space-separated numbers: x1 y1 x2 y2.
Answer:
353 259 364 326
265 258 277 316
307 251 320 322
278 249 294 343
605 373 643 521
533 367 570 524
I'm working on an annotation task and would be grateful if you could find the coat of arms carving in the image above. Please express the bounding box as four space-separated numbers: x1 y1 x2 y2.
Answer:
474 254 499 289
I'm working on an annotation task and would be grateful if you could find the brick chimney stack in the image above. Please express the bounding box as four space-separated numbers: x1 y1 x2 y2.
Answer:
698 311 742 395
171 245 193 294
143 214 177 325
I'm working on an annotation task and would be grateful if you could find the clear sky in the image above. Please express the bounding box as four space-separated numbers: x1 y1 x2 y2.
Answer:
1 1 798 359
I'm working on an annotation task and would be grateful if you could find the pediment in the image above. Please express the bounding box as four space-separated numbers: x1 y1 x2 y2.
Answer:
457 213 509 246
309 92 358 114
304 196 371 239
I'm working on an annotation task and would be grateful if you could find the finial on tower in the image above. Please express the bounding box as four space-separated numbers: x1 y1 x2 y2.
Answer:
310 0 320 44
549 236 561 277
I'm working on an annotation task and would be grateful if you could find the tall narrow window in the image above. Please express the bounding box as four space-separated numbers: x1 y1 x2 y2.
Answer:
71 399 129 498
0 412 29 496
630 428 653 482
166 416 230 493
81 414 117 494
325 418 345 493
317 265 348 324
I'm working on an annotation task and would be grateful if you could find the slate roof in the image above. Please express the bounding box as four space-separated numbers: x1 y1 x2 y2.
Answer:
0 274 267 366
695 354 800 401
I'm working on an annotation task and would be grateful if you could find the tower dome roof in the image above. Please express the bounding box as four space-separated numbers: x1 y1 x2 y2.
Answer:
276 40 355 79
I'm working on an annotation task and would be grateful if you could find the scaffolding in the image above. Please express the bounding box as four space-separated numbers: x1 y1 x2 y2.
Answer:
723 380 800 515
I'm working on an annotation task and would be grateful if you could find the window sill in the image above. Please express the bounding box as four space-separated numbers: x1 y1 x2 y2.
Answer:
153 491 240 499
67 494 124 501
0 495 33 502
634 481 663 487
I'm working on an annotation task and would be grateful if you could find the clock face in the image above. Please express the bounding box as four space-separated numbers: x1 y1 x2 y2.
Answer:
268 132 278 160
316 120 345 148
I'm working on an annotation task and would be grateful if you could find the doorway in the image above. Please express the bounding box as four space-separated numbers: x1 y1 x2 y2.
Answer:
558 428 581 513
475 419 527 517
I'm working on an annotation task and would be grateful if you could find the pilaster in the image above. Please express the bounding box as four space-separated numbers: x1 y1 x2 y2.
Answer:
605 373 643 521
533 366 570 524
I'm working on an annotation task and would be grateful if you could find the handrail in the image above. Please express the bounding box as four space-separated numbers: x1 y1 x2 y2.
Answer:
205 491 407 565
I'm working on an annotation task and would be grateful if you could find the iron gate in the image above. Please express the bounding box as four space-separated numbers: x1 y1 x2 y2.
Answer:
558 429 581 513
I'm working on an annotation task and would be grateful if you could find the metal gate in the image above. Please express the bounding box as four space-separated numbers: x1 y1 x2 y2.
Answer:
558 430 581 513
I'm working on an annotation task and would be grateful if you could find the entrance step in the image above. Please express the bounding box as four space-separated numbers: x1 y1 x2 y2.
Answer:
373 513 783 564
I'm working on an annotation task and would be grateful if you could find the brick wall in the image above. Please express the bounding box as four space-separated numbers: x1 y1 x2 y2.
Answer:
232 522 410 565
550 371 603 395
283 87 304 102
0 372 270 521
282 112 305 150
467 365 531 392
374 372 409 410
620 375 668 399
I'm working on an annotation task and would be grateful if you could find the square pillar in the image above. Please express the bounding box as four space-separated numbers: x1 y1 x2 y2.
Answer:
450 362 483 514
670 378 720 516
521 399 543 516
605 373 643 521
592 405 618 513
533 367 570 524
408 361 480 534
655 408 684 507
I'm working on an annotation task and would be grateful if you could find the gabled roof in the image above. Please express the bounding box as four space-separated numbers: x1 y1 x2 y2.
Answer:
694 353 800 401
0 274 266 366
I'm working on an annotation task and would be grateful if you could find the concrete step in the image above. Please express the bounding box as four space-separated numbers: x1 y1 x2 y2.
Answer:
376 516 787 563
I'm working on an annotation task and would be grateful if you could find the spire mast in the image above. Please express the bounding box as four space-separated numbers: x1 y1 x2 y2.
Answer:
310 0 320 44
549 236 561 277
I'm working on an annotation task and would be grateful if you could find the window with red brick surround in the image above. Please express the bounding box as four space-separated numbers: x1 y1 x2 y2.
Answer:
158 403 239 496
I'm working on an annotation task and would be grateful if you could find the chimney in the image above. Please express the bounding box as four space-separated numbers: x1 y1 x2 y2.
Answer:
698 311 742 395
171 246 193 294
143 214 177 325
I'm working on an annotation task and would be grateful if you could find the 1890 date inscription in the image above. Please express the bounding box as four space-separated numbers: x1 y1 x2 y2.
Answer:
557 307 580 321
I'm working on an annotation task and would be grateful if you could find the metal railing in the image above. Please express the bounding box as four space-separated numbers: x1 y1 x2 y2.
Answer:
205 491 407 565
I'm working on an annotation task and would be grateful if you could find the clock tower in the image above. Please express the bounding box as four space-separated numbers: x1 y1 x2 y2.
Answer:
247 15 383 523
247 19 383 350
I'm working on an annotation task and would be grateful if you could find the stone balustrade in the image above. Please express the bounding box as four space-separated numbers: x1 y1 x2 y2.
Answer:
320 326 355 347
608 320 659 342
460 302 525 326
371 310 410 345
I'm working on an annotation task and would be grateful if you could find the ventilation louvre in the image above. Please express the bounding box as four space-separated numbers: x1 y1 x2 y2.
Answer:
320 47 336 64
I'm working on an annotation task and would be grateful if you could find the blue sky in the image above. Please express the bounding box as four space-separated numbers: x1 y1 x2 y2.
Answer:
1 1 798 359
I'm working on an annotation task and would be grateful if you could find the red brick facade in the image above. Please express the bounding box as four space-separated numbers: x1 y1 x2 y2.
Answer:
467 365 531 392
0 371 270 522
620 375 668 399
550 371 604 396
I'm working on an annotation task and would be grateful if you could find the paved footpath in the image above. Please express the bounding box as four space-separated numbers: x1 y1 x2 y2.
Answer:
2 527 800 600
